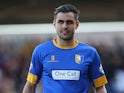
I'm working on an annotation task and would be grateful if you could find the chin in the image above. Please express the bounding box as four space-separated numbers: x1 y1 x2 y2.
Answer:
60 36 73 41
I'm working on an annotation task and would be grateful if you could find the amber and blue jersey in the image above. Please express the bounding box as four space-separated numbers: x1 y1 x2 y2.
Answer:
27 38 108 93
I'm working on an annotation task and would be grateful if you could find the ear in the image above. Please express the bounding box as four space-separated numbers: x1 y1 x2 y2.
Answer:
53 19 56 27
75 20 79 29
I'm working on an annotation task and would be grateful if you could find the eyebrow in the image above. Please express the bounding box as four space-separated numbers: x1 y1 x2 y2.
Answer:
57 20 74 23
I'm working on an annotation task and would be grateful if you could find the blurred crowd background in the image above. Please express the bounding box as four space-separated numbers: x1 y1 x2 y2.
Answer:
0 0 124 93
0 32 124 93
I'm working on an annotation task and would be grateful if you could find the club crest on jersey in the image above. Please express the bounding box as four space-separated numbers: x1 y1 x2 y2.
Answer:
75 54 83 64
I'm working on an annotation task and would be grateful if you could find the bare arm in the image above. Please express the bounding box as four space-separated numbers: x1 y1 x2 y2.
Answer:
95 85 107 93
23 81 36 93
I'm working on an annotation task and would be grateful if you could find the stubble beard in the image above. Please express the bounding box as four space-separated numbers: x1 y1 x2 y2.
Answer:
57 31 74 41
60 35 73 41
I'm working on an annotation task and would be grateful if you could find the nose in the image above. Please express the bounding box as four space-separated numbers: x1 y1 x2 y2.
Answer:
63 22 68 29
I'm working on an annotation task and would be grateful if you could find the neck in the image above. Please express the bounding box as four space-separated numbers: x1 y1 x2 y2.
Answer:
56 36 75 46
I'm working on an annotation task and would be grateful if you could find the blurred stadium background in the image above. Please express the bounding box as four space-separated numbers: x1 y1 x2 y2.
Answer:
0 0 124 93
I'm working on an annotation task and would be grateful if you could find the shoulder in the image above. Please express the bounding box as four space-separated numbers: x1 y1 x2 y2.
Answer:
33 40 53 53
78 42 97 52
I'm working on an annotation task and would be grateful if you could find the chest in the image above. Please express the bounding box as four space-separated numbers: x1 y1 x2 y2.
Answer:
41 50 93 75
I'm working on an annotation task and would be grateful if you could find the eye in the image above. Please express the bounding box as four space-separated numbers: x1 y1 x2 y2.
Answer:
66 20 74 25
57 20 64 24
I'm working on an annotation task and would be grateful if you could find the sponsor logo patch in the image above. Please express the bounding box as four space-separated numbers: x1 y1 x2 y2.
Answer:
52 70 80 80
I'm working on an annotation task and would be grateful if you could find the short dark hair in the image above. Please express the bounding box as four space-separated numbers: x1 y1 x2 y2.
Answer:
54 4 80 20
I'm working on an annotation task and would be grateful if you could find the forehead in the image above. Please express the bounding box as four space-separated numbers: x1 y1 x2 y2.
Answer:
55 12 75 21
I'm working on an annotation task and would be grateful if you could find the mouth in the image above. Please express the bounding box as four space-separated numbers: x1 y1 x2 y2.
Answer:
62 30 70 35
59 30 73 40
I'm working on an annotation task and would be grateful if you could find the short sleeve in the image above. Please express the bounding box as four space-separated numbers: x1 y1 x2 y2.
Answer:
89 50 108 88
27 47 43 84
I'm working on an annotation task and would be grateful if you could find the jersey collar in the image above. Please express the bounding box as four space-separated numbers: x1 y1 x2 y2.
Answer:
53 38 78 49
